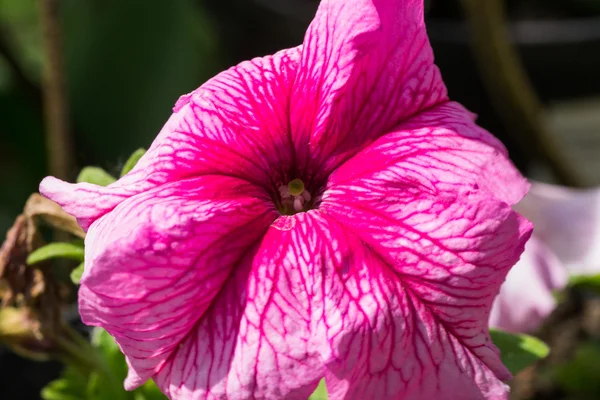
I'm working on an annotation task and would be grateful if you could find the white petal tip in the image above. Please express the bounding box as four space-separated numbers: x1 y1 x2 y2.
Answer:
124 371 146 391
39 176 67 197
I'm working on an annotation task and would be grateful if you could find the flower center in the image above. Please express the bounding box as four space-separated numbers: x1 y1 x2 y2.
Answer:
278 179 312 214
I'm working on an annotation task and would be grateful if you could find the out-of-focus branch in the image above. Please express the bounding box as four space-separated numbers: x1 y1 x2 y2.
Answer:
460 0 584 187
40 0 74 180
0 26 42 107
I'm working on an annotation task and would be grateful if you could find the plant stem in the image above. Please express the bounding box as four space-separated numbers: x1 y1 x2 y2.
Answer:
459 0 584 187
40 0 74 180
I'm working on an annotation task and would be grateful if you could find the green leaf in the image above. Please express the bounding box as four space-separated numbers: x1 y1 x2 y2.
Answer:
308 379 328 400
120 148 146 177
41 367 88 400
554 341 600 397
91 328 126 373
89 328 166 399
27 242 85 265
41 380 85 400
70 262 85 284
490 328 550 375
71 238 85 247
41 327 166 400
76 166 117 186
568 274 600 294
134 379 167 400
85 328 129 399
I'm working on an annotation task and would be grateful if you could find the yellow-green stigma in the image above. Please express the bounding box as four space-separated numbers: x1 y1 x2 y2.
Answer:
278 179 312 214
288 178 305 197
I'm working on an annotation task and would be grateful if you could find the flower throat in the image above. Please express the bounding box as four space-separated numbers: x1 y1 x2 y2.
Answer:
278 178 312 214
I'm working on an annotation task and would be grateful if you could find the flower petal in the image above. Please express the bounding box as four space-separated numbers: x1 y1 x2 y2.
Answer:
489 237 567 333
78 176 276 388
291 0 447 177
154 213 329 400
328 102 529 206
40 47 300 230
155 201 528 399
516 182 600 275
318 217 513 399
320 183 532 398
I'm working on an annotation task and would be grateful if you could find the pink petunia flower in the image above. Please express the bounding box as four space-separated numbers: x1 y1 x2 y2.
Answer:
491 182 600 333
489 236 567 333
40 1 532 399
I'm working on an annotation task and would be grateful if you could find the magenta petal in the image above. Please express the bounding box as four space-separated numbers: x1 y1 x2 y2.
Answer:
40 47 300 230
490 237 568 333
328 102 529 206
291 0 447 175
35 0 534 396
149 47 301 189
154 213 328 400
153 195 529 399
320 185 531 398
517 181 600 275
78 176 276 388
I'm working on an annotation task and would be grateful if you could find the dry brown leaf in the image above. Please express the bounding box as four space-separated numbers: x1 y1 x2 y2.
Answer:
24 193 85 238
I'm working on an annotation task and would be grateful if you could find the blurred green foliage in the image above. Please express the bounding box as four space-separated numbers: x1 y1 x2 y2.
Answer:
0 0 219 234
554 341 600 399
569 274 600 295
489 329 550 375
41 328 167 400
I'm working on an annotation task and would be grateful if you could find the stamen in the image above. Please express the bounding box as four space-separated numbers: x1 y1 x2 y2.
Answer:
279 185 291 199
301 191 311 202
293 197 304 212
278 179 311 214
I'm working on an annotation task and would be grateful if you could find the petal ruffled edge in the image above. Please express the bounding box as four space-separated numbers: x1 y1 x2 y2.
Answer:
516 181 600 275
39 176 129 231
39 47 303 231
291 0 447 179
489 237 568 333
154 212 328 399
328 102 529 207
78 176 276 389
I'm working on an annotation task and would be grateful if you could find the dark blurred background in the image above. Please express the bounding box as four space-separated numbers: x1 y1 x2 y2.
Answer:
1 0 600 398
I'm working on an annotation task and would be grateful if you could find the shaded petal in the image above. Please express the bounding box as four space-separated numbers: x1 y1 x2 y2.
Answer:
516 182 600 275
154 213 328 400
320 183 532 398
78 176 276 388
40 47 300 230
291 0 447 178
328 102 529 206
489 237 567 333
